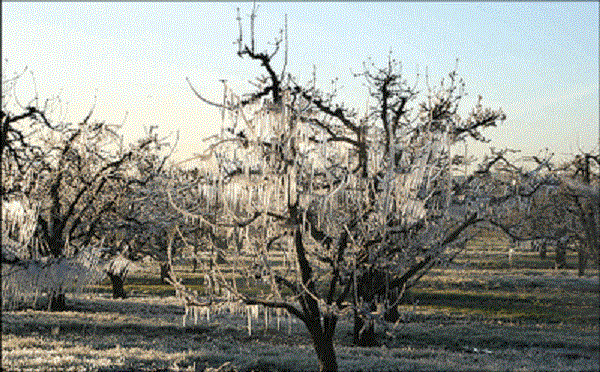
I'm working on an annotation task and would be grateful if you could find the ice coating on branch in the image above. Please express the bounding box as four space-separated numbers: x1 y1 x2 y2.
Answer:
2 197 105 310
2 243 104 310
2 198 38 248
166 62 523 335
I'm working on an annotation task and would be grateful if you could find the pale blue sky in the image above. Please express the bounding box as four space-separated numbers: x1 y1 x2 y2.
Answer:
2 2 598 162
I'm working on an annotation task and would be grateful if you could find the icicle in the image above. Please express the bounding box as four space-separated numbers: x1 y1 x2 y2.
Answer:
247 305 252 335
229 300 237 315
264 307 269 330
284 173 289 211
276 308 282 331
183 305 189 327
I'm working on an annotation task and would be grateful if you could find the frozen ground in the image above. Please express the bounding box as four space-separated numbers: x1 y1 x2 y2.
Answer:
2 288 599 372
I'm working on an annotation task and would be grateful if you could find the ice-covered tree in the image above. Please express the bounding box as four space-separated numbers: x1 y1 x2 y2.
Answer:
484 150 598 275
103 164 204 290
163 8 521 371
2 72 172 309
560 153 599 274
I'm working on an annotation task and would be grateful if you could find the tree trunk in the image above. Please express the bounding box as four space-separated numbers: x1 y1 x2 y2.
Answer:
384 303 400 323
160 262 171 283
292 227 339 371
577 249 588 277
48 291 66 312
306 321 338 372
108 272 127 299
353 312 378 347
191 257 198 273
555 242 567 269
539 241 547 259
351 268 379 347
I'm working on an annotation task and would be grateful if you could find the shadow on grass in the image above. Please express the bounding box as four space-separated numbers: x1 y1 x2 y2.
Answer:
407 289 598 324
2 318 211 339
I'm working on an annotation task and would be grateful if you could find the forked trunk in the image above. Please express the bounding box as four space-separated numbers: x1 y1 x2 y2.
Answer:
293 227 339 371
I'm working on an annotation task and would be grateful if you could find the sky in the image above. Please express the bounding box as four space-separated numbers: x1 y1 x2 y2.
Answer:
2 2 599 164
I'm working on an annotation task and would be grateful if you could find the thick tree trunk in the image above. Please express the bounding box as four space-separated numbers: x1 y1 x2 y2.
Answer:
293 227 338 371
352 268 386 346
306 322 338 372
160 262 171 283
314 335 337 372
48 292 66 311
108 272 127 299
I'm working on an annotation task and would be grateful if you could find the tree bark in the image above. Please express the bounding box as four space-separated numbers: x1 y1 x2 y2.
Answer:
577 249 588 277
384 303 400 323
160 262 171 283
306 321 338 372
539 241 547 259
48 292 66 312
191 257 198 273
293 227 338 371
108 272 127 299
555 241 567 269
352 268 385 346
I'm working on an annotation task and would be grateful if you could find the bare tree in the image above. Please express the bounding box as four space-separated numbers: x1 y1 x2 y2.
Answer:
2 74 101 309
2 73 172 309
558 153 599 275
162 8 526 371
295 56 510 346
2 68 56 198
101 163 209 294
486 151 599 275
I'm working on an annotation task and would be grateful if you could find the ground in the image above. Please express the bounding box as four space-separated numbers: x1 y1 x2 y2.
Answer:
2 248 599 371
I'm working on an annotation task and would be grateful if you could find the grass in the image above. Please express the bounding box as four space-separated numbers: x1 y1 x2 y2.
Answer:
405 284 598 325
2 249 599 372
3 303 599 371
90 271 276 298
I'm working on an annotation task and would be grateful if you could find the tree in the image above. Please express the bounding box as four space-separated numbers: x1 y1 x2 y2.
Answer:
482 150 598 275
103 164 203 292
2 68 56 197
165 8 518 371
2 72 171 309
557 153 599 275
89 125 177 298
